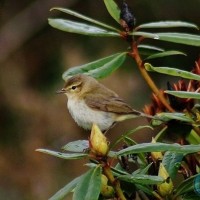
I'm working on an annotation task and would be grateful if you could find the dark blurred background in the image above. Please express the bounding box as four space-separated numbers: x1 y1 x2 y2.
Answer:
0 0 199 199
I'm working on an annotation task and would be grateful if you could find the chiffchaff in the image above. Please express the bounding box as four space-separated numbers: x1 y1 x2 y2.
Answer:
57 74 153 132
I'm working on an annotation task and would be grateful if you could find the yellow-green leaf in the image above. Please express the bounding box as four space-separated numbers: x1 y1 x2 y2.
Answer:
103 0 120 23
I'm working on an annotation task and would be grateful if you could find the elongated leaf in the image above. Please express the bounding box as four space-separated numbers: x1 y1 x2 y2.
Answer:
131 32 200 46
154 126 168 142
135 184 154 195
182 192 200 200
162 151 183 179
138 45 165 56
186 129 200 145
131 31 159 39
145 50 186 60
48 19 119 37
123 137 147 166
73 166 101 200
104 0 120 23
49 175 83 200
117 143 200 156
175 174 200 196
165 91 200 100
138 44 164 52
62 140 89 153
62 52 127 80
110 125 153 149
145 63 200 81
36 149 88 159
137 21 198 30
112 163 129 176
118 174 164 185
194 175 200 197
157 32 200 46
132 163 153 175
155 112 194 123
51 7 119 32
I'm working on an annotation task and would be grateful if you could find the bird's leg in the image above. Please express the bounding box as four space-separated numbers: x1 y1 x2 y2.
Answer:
103 122 117 135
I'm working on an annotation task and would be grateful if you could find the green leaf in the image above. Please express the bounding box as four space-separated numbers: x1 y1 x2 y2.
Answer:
186 129 200 145
49 175 83 200
194 175 200 197
182 192 200 200
138 45 164 56
154 126 168 142
110 125 153 149
135 184 154 195
123 137 148 166
145 63 200 81
36 149 88 160
110 126 152 165
117 143 200 156
112 163 129 176
136 21 199 30
62 140 89 153
162 151 183 179
62 52 127 80
165 91 200 100
103 0 120 23
131 31 159 39
73 166 101 200
131 32 200 46
145 50 186 60
118 174 164 185
50 7 119 32
132 163 153 175
155 112 194 123
175 174 200 196
156 32 200 46
48 19 119 37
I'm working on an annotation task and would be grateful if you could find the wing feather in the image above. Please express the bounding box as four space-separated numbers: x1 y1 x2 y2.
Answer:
85 94 141 115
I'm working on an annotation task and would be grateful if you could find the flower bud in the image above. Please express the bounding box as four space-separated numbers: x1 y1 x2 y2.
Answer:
100 174 115 198
157 163 173 197
151 138 163 161
90 124 109 156
120 1 136 32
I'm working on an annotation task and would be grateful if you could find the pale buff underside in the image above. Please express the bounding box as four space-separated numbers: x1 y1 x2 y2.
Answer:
67 97 115 131
67 97 139 131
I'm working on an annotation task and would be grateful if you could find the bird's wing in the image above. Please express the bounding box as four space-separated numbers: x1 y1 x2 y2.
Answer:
85 94 142 115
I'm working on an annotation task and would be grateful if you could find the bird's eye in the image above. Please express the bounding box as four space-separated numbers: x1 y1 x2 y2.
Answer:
71 86 77 90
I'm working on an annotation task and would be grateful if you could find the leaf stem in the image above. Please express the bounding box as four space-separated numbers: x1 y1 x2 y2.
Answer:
130 40 175 112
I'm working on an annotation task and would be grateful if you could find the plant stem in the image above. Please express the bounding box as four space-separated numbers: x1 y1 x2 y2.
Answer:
152 191 164 200
103 164 126 200
130 40 175 112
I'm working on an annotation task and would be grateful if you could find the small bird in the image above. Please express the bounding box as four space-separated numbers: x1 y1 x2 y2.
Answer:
57 74 153 132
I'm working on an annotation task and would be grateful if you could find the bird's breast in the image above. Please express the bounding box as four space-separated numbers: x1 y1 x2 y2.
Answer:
67 98 114 131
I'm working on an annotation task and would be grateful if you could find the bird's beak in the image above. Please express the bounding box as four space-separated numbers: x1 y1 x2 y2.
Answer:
56 88 66 94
